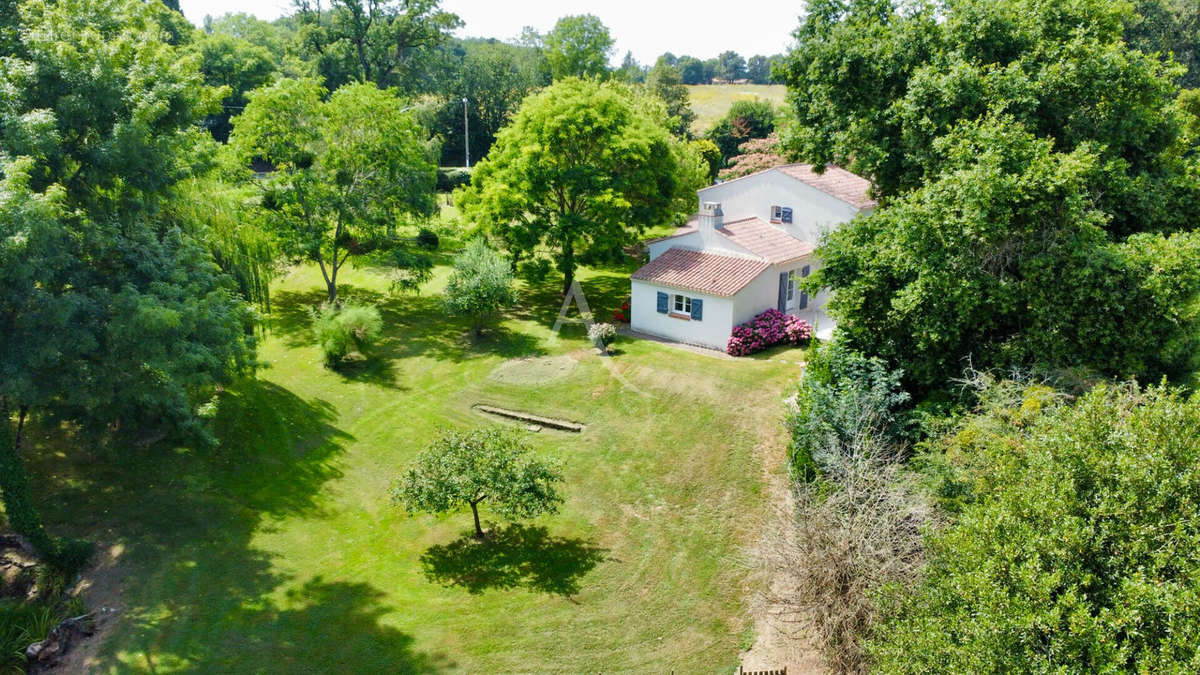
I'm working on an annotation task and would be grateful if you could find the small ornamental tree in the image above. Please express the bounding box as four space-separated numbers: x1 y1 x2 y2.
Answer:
442 238 518 336
393 427 564 538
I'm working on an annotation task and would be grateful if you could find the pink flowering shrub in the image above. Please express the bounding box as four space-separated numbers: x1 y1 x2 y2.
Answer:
726 309 813 356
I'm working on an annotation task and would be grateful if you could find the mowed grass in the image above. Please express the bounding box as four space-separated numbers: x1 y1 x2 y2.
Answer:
687 84 788 135
25 255 808 672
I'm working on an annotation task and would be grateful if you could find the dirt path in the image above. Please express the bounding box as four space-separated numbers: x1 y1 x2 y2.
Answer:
730 357 826 674
48 542 128 673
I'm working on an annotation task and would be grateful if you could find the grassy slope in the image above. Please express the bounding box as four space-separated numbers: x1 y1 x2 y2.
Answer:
26 256 807 673
687 84 788 135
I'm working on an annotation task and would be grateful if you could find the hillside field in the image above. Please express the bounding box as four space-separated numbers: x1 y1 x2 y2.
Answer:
686 84 788 134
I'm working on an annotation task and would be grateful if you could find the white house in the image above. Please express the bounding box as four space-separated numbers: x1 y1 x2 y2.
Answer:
630 164 875 350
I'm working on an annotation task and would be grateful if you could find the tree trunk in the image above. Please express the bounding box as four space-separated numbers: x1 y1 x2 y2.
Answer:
470 501 484 539
560 240 575 297
0 406 56 559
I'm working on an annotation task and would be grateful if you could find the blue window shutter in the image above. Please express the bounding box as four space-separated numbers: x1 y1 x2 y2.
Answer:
781 207 793 224
801 265 811 277
690 298 703 321
777 273 788 312
799 291 809 310
656 291 669 314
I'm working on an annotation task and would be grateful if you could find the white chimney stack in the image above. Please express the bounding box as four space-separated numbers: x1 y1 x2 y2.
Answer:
698 201 723 234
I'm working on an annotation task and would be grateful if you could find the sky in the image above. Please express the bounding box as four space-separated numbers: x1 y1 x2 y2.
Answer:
178 1 803 65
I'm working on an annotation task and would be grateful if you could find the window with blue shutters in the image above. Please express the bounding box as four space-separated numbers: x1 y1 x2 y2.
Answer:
656 291 669 313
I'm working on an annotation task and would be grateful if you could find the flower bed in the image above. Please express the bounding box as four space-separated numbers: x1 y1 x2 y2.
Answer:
726 309 813 356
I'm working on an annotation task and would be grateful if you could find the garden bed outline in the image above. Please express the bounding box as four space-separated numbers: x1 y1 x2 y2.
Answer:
472 404 586 433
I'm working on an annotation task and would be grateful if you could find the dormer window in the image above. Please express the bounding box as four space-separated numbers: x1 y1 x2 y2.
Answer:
771 205 794 224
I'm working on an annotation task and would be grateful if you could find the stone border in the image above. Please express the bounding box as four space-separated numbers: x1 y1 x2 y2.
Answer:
472 404 586 433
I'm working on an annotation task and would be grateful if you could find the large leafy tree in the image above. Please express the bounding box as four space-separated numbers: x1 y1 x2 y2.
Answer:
230 79 437 303
778 0 1197 234
393 427 563 539
0 0 256 563
646 57 696 138
431 38 549 167
293 0 461 91
873 381 1200 671
457 78 706 295
715 50 746 81
816 116 1200 389
542 14 613 80
192 32 279 142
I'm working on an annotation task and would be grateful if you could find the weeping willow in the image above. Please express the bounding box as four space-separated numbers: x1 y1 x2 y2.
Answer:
168 178 277 312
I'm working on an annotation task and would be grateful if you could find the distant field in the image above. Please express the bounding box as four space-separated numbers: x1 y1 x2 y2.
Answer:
686 84 788 134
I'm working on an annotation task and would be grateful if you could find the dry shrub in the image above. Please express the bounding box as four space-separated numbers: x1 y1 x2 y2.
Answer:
761 450 937 673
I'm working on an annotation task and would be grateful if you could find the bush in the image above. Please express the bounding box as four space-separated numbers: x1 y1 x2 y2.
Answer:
610 297 631 324
870 381 1200 673
587 322 617 348
726 308 812 356
517 257 552 285
435 167 472 193
443 239 518 336
416 228 439 251
311 302 383 366
760 449 935 673
785 342 911 479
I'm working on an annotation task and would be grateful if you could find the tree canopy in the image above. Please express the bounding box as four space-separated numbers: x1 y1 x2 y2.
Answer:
230 78 437 303
542 14 613 80
873 380 1200 671
457 78 706 294
783 0 1200 389
393 427 563 538
293 0 461 91
0 0 257 562
442 238 518 336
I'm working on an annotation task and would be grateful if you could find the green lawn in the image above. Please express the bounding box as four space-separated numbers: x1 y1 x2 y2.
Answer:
26 256 807 672
686 84 788 135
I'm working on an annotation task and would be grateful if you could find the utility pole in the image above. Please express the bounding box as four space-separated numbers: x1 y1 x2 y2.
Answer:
462 97 470 168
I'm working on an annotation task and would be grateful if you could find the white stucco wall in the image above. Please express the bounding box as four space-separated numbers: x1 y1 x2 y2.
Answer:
630 280 734 350
699 170 865 246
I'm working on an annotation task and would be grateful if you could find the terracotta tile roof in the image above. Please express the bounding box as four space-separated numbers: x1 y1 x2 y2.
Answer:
632 248 769 297
717 217 814 264
776 164 877 209
708 163 876 209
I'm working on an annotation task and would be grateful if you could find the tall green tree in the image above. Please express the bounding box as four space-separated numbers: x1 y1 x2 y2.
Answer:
1127 0 1200 87
715 50 746 81
543 14 613 80
646 58 696 138
814 116 1200 389
393 427 564 539
677 55 705 84
293 0 461 91
457 78 706 295
777 0 1197 234
431 38 549 167
192 32 280 142
0 0 257 563
230 79 437 303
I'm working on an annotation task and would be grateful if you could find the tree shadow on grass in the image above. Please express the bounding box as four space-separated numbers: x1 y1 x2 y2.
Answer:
513 272 632 340
270 286 544 374
420 524 606 597
19 379 453 672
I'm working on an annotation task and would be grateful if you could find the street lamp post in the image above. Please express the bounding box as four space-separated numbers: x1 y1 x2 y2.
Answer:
462 97 470 169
